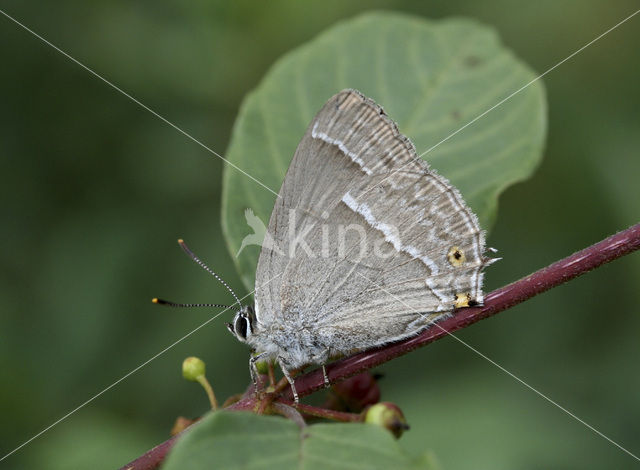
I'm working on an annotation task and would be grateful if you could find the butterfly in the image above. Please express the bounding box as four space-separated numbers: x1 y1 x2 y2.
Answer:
227 89 495 402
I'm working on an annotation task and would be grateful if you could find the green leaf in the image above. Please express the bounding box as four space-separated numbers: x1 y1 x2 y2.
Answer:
222 11 547 291
162 411 435 470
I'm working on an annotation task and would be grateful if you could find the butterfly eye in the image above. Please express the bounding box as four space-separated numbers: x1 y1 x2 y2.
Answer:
234 313 250 341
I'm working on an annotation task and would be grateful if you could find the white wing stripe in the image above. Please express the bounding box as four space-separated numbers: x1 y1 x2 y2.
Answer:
341 191 440 275
312 123 373 175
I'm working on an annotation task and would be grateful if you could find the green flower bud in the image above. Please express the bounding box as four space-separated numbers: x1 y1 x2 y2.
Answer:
182 356 205 382
181 356 218 410
364 402 409 438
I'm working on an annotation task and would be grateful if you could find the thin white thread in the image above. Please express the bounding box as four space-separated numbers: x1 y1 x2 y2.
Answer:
0 9 280 199
359 8 640 201
354 271 640 462
418 8 640 158
0 273 281 463
440 330 640 462
0 306 235 461
1 4 638 464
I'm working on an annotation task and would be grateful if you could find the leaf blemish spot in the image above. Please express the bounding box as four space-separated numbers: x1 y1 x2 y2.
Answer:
464 55 481 67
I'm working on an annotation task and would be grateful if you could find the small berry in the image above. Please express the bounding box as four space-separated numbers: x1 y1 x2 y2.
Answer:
364 402 410 438
181 356 218 410
182 356 206 381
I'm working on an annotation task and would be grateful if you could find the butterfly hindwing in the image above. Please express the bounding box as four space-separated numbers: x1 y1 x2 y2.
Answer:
254 89 487 351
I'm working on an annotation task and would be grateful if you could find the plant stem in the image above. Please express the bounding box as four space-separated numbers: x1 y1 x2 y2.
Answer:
276 222 640 401
196 375 218 411
267 361 277 387
119 437 176 470
118 222 640 470
271 402 307 428
294 403 361 422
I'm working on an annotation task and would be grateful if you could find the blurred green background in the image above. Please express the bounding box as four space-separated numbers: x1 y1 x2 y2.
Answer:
1 1 638 469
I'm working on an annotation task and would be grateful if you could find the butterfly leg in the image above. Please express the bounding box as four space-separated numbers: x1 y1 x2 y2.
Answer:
315 349 331 388
321 364 330 388
278 357 299 403
249 352 269 393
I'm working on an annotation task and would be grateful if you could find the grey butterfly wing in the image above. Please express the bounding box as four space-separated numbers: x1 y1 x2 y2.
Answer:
255 89 488 351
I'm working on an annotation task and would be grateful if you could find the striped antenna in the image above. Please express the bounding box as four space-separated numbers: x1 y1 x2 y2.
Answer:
177 239 242 309
152 298 232 309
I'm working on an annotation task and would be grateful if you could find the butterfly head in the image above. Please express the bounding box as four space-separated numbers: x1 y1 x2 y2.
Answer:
227 305 256 343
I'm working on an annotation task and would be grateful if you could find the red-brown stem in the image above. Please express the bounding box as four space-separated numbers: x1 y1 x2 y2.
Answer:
118 222 640 470
279 222 640 400
294 403 361 422
119 437 178 470
271 402 307 428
